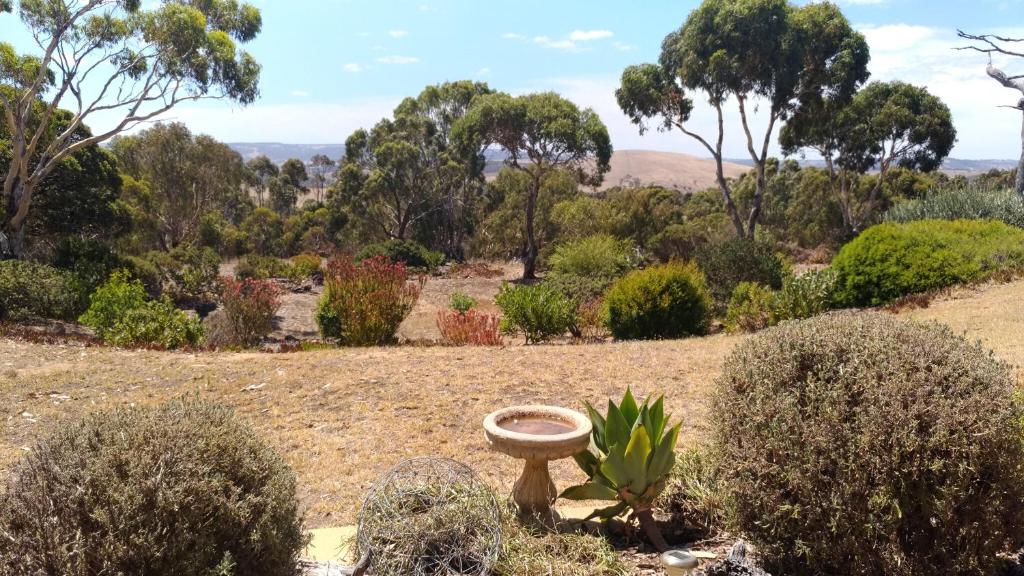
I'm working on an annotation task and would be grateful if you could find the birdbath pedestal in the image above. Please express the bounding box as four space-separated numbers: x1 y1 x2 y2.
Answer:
483 405 592 526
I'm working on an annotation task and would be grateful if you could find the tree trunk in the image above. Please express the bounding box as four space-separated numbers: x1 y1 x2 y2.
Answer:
522 177 540 280
3 180 27 259
1017 109 1024 201
745 161 766 240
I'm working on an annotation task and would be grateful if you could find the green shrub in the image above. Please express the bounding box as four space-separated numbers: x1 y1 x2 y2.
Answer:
603 262 712 340
772 268 836 320
0 260 83 321
711 312 1024 576
316 255 422 346
79 271 202 349
217 277 282 348
832 219 1024 306
0 397 305 576
136 247 220 306
235 254 294 280
494 283 575 344
885 185 1024 228
449 292 477 313
724 282 775 333
288 253 322 281
356 239 444 271
696 237 786 308
546 235 637 304
661 446 726 539
50 237 124 298
123 254 163 297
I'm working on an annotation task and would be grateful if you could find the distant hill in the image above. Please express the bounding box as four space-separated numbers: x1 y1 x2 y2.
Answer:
228 143 345 164
727 157 1018 176
485 149 749 194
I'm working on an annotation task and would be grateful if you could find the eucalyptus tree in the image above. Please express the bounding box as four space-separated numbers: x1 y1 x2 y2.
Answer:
781 81 956 233
111 122 248 250
334 80 492 254
616 0 869 238
309 153 335 204
958 30 1024 198
246 155 278 208
0 0 262 257
455 91 612 279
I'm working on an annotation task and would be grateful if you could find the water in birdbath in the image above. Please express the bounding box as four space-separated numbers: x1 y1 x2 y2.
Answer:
498 416 576 435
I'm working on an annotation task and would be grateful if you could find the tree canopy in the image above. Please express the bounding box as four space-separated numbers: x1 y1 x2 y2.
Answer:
1 0 262 256
616 0 869 238
454 91 612 278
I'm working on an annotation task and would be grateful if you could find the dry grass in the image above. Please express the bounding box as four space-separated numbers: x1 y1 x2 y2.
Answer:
1 279 1021 529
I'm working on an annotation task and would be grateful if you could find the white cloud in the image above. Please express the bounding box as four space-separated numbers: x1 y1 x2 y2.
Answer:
569 30 614 42
533 36 577 51
290 90 309 97
388 29 408 38
476 67 491 77
613 41 635 52
343 63 364 73
375 55 420 65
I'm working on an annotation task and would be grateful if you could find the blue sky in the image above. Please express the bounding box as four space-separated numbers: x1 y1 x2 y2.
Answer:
4 0 1024 158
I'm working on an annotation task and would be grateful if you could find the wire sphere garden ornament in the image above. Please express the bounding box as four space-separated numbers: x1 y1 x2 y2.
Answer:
356 457 503 576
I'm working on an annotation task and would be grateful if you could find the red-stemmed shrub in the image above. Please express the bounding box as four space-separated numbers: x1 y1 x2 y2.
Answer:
316 255 423 346
436 309 503 346
217 276 282 347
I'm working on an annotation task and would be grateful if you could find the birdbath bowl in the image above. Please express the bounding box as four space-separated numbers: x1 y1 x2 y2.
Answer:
483 405 592 525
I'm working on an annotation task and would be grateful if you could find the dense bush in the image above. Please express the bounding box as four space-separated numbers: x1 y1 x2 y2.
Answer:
545 234 638 304
437 309 503 346
603 262 712 340
711 312 1024 576
289 253 323 281
449 292 477 313
832 219 1024 306
0 260 83 321
724 282 775 333
79 271 202 349
696 237 786 308
494 283 576 344
217 277 282 347
316 255 422 345
135 247 220 306
0 397 305 575
235 253 294 280
50 237 125 298
885 185 1024 228
356 239 444 271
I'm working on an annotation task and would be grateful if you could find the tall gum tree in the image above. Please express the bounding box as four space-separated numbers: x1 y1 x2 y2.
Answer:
616 0 869 239
455 91 611 279
0 0 262 257
781 80 956 233
957 30 1024 199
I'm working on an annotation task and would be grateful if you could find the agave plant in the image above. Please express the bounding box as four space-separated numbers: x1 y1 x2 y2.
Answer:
561 388 680 552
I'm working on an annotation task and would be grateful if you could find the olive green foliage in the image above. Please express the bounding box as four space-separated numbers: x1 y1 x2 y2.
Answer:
724 282 776 333
289 253 323 280
832 219 1024 306
240 207 284 255
356 239 445 270
563 389 680 547
235 254 295 280
49 238 127 299
545 234 638 304
137 246 221 305
696 237 786 308
494 283 575 344
661 447 726 539
496 513 628 576
2 0 261 255
617 0 869 238
449 292 477 313
711 312 1024 575
79 271 202 349
885 185 1024 228
0 397 305 576
455 91 612 278
603 262 712 340
0 260 83 321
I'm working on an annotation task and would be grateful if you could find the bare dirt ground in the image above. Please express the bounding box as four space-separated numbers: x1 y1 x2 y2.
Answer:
1 279 1021 528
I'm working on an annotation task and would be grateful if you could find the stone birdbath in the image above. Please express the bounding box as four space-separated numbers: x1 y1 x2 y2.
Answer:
483 405 592 525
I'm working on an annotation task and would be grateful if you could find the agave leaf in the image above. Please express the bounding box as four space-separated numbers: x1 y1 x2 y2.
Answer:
605 400 630 450
560 482 619 501
623 426 652 494
619 387 640 429
641 404 657 452
649 422 681 480
650 395 666 442
585 401 607 453
573 450 601 478
600 442 630 488
583 501 630 522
